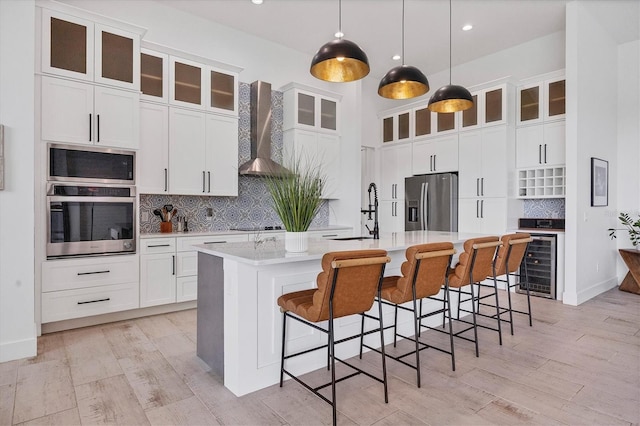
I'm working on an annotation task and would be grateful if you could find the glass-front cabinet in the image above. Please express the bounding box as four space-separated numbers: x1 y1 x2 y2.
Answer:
282 83 341 133
414 107 432 138
140 49 168 102
517 74 565 125
41 9 142 90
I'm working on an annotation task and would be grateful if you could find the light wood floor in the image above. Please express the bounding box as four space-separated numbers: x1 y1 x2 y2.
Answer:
1 288 639 425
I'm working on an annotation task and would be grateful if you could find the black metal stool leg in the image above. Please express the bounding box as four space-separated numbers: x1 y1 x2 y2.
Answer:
445 284 456 371
377 291 389 403
359 313 365 359
505 272 515 335
393 305 398 347
492 275 503 345
469 284 479 357
280 312 287 386
412 288 421 388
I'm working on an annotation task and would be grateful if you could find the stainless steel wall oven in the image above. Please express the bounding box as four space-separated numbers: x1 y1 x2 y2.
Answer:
48 143 135 185
46 183 136 258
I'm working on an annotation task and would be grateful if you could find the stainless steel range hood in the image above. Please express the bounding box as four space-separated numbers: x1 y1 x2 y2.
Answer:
238 81 290 177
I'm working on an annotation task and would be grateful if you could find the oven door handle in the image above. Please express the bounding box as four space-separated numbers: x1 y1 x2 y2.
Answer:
47 195 136 203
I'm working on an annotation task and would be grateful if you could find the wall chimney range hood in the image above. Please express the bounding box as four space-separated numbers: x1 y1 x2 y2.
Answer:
238 80 290 177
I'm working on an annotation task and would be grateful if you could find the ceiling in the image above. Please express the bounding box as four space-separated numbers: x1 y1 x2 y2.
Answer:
156 0 639 80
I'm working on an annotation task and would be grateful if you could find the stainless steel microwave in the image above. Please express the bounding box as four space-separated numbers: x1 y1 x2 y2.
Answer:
48 143 135 185
46 183 136 258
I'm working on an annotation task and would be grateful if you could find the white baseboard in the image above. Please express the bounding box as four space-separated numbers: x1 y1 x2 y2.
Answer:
0 335 37 363
563 276 618 306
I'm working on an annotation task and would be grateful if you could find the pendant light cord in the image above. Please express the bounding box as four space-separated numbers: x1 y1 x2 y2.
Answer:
448 0 452 84
401 0 405 65
338 0 342 37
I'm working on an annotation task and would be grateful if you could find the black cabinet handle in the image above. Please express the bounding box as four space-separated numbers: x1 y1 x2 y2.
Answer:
481 178 484 196
96 114 100 142
322 234 338 238
164 168 168 192
172 255 175 275
202 171 206 193
77 270 110 276
205 241 226 244
148 244 170 248
77 297 110 305
89 114 92 141
208 171 211 193
433 155 436 171
539 145 542 164
544 144 548 164
476 200 479 218
481 199 484 218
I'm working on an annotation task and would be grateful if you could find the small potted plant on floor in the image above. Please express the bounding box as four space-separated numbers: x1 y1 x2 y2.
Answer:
264 154 325 252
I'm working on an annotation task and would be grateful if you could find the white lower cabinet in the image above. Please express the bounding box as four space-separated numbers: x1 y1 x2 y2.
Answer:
458 197 507 234
379 200 404 233
41 254 139 322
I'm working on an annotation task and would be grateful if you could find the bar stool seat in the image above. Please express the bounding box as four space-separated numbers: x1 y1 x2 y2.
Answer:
278 249 391 426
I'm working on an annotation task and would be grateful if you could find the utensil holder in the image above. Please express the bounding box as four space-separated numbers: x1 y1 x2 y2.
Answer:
160 222 172 233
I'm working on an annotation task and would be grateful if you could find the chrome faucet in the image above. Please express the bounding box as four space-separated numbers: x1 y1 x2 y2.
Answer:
361 182 379 239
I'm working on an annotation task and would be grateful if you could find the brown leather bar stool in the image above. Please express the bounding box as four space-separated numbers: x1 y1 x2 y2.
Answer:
361 242 456 388
278 250 391 426
447 236 503 356
490 233 533 334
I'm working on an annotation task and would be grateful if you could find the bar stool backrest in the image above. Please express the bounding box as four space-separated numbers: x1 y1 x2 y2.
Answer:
449 236 501 287
308 249 389 322
494 233 532 276
389 242 455 302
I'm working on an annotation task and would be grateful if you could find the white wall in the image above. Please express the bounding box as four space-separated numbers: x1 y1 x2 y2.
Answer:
0 0 37 362
614 39 640 278
564 1 624 305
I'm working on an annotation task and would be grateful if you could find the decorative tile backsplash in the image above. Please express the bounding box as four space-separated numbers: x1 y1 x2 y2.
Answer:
523 198 565 218
139 82 329 233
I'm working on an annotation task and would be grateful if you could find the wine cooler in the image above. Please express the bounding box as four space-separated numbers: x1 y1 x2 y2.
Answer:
517 233 557 299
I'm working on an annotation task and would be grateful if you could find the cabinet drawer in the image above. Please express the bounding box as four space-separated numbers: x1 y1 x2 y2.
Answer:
176 234 248 252
140 238 176 254
42 282 139 323
308 229 352 239
42 255 139 292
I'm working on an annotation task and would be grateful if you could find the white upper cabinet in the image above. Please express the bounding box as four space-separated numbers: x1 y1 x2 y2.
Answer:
41 9 141 90
516 121 565 168
41 76 140 149
168 56 239 115
138 102 169 193
517 74 565 126
282 83 341 133
140 49 169 103
458 127 508 199
461 84 508 131
381 111 412 143
412 134 458 175
379 143 412 201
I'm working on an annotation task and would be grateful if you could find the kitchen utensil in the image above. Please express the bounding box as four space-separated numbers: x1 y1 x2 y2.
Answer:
153 209 163 220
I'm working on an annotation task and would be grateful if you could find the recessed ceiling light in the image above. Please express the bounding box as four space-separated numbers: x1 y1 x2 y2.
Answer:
334 31 344 38
251 0 263 4
392 54 401 61
462 24 473 31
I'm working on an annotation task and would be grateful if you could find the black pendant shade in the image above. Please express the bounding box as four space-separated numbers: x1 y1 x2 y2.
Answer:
310 38 370 82
378 65 429 99
427 84 474 113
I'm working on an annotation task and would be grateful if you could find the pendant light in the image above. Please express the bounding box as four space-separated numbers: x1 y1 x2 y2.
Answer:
428 0 473 112
378 0 429 99
310 0 370 82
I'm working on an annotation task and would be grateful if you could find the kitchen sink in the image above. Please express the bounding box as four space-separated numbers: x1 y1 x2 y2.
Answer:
330 236 374 241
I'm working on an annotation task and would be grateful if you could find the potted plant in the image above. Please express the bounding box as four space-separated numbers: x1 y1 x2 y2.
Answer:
608 212 640 248
263 154 325 252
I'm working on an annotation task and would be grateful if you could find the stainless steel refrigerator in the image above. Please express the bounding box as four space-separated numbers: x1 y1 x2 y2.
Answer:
405 173 458 232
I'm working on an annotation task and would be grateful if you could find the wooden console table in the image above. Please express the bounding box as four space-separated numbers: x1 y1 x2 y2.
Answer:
618 249 640 294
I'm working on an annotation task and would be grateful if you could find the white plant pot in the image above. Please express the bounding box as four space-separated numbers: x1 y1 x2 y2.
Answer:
285 231 308 253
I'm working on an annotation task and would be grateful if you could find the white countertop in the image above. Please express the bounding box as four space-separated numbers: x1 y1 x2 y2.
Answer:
194 231 489 266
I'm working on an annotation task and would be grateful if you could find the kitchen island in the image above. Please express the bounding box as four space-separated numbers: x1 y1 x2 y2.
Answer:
194 231 488 396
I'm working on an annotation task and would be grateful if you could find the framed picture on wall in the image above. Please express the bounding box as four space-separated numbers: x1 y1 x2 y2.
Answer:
590 157 608 207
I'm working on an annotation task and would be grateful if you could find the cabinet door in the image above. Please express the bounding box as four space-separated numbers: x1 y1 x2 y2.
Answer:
483 86 506 126
141 49 169 103
545 78 565 121
169 108 206 195
479 198 507 234
317 133 340 198
205 114 238 196
457 198 480 233
543 121 565 166
94 86 140 149
479 127 507 198
397 111 411 142
461 93 480 131
176 276 197 303
319 97 338 131
207 67 237 115
378 200 403 232
170 57 205 109
42 10 94 82
411 140 435 175
382 115 395 143
380 143 410 200
41 76 93 144
140 253 176 307
516 125 543 168
414 107 433 138
139 102 169 193
517 83 542 126
432 135 459 173
94 24 140 90
458 131 482 198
